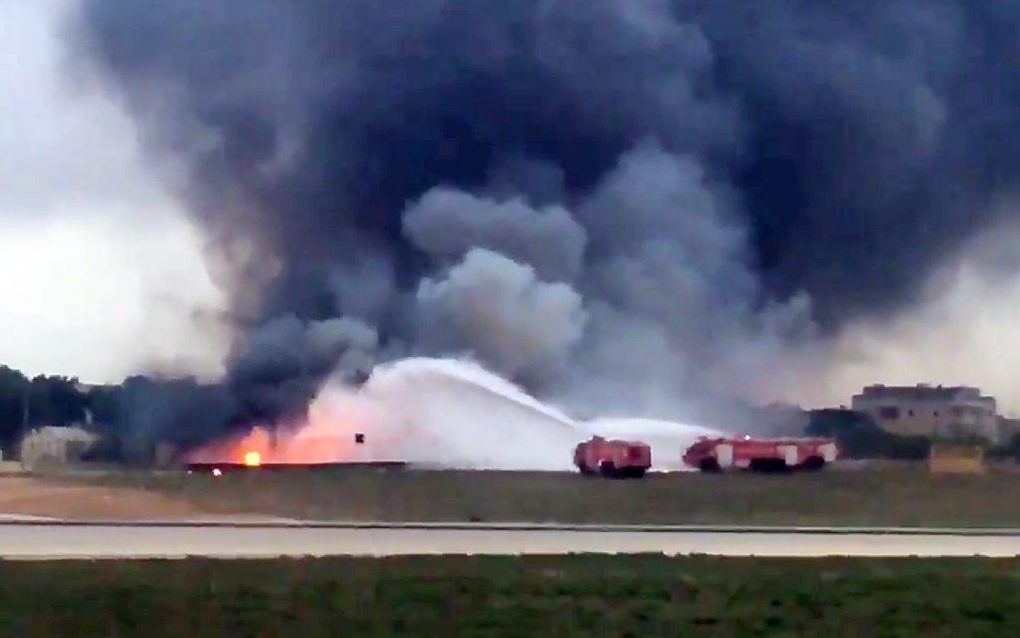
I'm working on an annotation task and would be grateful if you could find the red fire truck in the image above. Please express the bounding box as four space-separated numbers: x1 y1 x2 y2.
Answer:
574 436 652 478
682 436 838 472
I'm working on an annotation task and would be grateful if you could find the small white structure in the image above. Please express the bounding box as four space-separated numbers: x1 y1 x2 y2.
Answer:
19 426 100 471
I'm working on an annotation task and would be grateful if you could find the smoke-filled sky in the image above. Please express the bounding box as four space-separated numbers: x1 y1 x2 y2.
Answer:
0 0 228 382
7 0 1020 420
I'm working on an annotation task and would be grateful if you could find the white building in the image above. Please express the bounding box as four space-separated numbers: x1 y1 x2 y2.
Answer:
851 384 999 443
19 425 99 471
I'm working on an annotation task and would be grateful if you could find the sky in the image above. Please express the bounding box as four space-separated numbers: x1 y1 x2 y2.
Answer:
5 0 1020 416
0 0 227 383
829 243 1020 417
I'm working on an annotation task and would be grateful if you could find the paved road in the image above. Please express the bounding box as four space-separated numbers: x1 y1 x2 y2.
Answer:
3 522 1020 558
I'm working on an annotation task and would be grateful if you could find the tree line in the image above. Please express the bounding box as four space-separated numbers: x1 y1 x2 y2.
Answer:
0 365 94 453
0 364 237 463
4 362 1019 464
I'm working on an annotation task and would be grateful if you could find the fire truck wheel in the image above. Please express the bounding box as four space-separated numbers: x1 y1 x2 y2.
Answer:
801 456 825 471
699 458 721 473
599 461 617 478
749 458 790 472
578 465 595 476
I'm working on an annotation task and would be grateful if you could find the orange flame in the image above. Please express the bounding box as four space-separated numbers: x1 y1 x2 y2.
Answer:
188 423 366 465
186 387 389 466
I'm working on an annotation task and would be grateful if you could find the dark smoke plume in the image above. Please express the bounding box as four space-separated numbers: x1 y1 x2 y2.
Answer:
73 0 1020 444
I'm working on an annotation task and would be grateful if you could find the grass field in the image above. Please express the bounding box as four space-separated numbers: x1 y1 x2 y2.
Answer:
0 555 1018 636
68 462 1020 527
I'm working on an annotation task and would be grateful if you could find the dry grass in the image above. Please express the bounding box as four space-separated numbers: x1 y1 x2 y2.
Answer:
0 476 203 519
58 462 1020 527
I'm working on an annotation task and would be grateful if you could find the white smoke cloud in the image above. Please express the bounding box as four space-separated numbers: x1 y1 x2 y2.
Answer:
415 248 587 381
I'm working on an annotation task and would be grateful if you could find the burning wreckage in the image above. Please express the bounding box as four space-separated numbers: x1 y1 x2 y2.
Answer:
184 429 408 475
183 367 409 475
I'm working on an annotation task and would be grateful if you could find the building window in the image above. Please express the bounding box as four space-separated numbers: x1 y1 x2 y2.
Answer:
880 407 900 419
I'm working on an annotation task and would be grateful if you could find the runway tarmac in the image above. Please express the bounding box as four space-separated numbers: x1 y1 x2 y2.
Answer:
2 522 1020 559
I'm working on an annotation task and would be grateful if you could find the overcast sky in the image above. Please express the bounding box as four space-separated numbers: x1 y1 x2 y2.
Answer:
0 0 227 383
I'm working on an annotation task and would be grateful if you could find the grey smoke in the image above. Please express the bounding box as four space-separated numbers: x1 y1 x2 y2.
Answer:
326 252 399 326
227 314 378 420
552 144 812 417
113 376 237 462
485 156 566 205
404 188 587 282
415 248 586 383
70 0 1020 443
233 315 377 380
578 144 759 342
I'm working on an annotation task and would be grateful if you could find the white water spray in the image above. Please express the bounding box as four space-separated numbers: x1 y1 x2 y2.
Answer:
581 418 725 471
313 358 581 470
196 357 725 471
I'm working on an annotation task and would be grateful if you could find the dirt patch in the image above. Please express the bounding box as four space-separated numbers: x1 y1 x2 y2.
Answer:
0 476 209 520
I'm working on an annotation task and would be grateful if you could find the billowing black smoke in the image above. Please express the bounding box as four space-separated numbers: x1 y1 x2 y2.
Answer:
73 0 1020 444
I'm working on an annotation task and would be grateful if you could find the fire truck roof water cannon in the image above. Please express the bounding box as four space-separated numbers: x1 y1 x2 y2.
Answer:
682 435 839 473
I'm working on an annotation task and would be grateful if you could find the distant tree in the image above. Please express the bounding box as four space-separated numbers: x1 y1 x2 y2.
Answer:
0 366 98 454
0 364 246 464
986 433 1020 462
26 375 87 428
0 366 29 450
807 409 930 460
